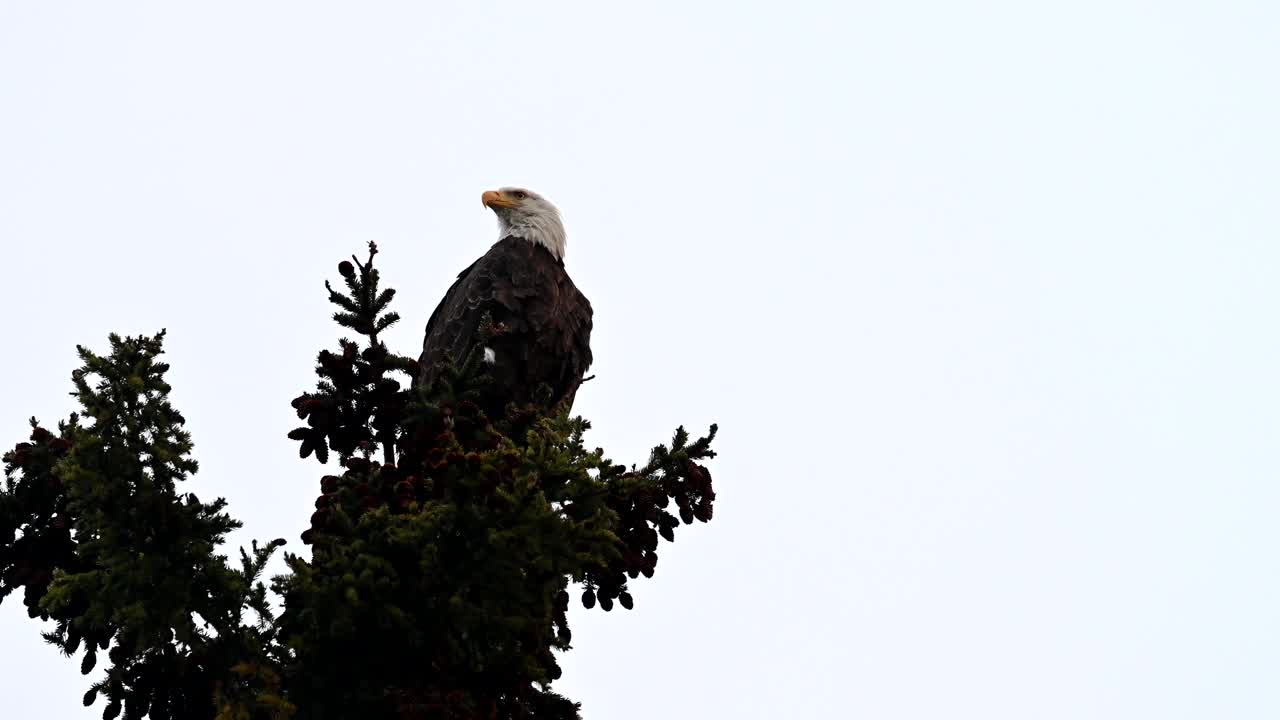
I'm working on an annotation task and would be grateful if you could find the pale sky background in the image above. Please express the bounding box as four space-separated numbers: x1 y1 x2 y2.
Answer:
2 2 1278 718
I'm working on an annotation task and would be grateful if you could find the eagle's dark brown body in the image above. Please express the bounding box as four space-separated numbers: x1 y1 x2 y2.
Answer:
416 236 593 412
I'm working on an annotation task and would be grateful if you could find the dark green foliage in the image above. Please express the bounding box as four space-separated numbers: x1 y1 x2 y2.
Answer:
0 418 83 620
2 333 287 720
289 243 415 467
1 243 717 720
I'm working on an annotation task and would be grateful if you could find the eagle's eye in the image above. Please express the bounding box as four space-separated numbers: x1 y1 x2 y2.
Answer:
513 191 527 200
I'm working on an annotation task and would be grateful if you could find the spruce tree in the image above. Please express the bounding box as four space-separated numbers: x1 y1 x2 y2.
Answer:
1 243 718 719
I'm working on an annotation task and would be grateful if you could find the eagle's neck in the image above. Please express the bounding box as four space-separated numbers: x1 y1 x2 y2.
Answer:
499 213 566 261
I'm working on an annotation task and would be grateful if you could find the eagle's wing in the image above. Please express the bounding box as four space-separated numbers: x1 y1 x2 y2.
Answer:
415 256 484 388
419 258 479 356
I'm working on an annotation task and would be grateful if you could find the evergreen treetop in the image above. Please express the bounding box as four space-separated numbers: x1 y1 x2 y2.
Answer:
1 243 718 719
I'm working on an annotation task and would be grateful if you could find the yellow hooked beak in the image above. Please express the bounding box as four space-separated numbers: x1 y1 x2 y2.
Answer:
482 190 519 209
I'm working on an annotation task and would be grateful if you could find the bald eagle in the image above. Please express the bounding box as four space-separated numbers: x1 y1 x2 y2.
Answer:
415 188 593 415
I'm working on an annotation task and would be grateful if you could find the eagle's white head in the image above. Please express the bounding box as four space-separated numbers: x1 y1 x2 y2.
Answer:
481 187 566 261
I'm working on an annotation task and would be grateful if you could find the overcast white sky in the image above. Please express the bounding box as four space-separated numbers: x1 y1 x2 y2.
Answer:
2 2 1278 718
